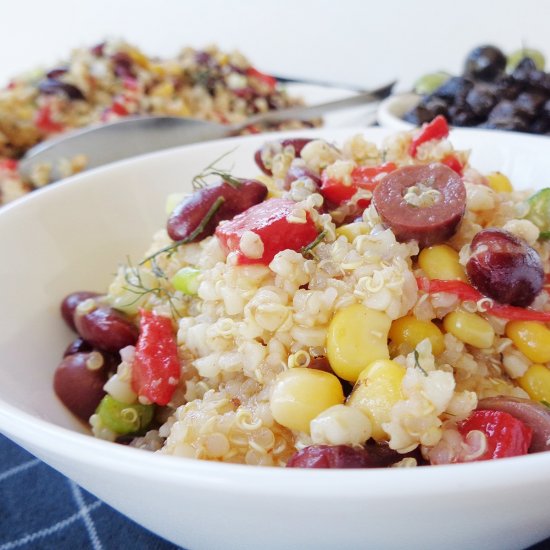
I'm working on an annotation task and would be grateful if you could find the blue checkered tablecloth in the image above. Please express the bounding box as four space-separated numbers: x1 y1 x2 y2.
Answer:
2 432 550 550
0 433 182 550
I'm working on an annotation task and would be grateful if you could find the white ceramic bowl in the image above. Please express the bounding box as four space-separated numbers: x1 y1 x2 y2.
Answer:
1 127 550 550
376 92 420 130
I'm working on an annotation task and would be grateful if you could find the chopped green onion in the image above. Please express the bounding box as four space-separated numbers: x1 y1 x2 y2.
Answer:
96 395 154 435
171 266 201 295
525 188 550 239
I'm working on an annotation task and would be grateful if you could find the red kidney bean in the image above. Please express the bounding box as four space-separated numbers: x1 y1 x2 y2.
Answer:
90 42 105 56
46 67 68 79
60 291 101 330
53 352 108 421
74 303 138 353
38 78 85 100
283 161 321 190
63 337 93 357
254 138 313 175
372 163 466 248
466 228 544 307
167 178 267 242
286 443 424 468
477 396 550 453
111 52 135 78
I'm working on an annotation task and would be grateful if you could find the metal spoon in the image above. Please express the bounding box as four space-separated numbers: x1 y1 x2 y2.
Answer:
19 81 395 181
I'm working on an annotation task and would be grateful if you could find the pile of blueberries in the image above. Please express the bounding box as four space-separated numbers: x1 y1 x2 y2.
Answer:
404 45 550 134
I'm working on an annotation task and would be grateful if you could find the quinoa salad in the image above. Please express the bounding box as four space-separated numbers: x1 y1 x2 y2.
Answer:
0 39 312 204
55 118 550 468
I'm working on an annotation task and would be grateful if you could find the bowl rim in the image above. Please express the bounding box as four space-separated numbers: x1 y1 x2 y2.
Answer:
2 125 550 499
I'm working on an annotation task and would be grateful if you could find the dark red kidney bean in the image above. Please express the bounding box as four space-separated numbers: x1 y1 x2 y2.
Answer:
111 52 135 78
74 304 138 353
254 138 313 175
46 67 68 79
53 352 108 421
477 396 550 453
63 337 93 357
286 443 424 468
90 42 105 56
466 228 544 307
283 161 321 190
372 163 466 248
167 178 267 242
38 78 85 100
60 291 101 330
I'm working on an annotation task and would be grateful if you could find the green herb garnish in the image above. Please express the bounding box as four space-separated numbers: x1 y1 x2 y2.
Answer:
413 350 428 377
300 230 326 258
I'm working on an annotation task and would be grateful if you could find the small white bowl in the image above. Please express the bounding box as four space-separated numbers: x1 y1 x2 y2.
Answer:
1 127 550 550
376 92 420 130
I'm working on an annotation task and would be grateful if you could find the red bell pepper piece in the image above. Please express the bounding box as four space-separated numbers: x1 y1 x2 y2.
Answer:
457 409 532 461
416 277 550 322
246 67 277 90
409 115 450 157
131 310 180 406
441 153 463 175
35 104 64 133
320 162 397 206
0 159 18 172
215 198 318 265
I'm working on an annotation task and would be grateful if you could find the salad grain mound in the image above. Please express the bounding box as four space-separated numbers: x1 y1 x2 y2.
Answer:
0 39 311 204
55 119 550 468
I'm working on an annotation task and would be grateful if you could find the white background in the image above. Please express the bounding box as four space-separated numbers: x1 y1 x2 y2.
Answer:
1 0 550 91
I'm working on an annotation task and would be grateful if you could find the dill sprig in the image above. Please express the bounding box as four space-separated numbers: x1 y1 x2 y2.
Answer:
413 350 428 377
122 258 182 320
541 400 550 410
300 230 326 258
192 147 240 190
141 195 225 265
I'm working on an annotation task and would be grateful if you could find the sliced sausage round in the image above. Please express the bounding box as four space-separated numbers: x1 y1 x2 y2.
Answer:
372 163 466 248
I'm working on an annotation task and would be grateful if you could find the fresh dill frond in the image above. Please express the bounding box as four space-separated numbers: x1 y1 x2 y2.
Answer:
192 147 240 189
300 230 326 258
413 350 428 376
141 195 225 265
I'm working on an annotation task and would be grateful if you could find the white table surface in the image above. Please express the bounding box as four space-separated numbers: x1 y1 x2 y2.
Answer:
2 0 550 91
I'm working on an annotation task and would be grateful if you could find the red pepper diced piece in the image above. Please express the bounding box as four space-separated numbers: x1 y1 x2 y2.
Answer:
246 67 277 90
0 159 18 172
35 104 64 133
457 409 532 461
215 198 318 265
409 115 450 157
441 153 463 175
320 162 397 206
131 310 180 406
416 277 550 322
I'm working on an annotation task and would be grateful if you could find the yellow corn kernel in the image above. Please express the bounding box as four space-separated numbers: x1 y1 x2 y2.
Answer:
486 171 513 193
506 321 550 364
335 222 368 242
518 364 550 403
270 368 344 433
443 311 495 348
127 47 150 69
347 359 406 441
418 244 467 281
389 315 445 356
151 81 174 98
327 304 391 383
